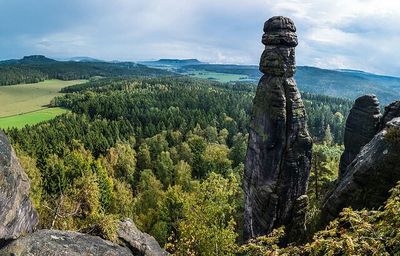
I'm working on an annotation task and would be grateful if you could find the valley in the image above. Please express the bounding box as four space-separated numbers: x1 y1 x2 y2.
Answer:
142 59 400 104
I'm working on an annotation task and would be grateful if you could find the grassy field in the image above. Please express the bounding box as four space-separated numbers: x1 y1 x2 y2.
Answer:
0 79 86 117
0 79 86 129
0 108 69 129
185 71 250 83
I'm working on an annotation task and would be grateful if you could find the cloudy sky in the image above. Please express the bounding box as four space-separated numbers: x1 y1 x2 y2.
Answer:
1 0 400 76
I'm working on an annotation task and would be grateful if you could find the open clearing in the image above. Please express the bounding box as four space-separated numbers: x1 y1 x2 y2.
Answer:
0 79 86 117
0 79 86 129
0 107 69 129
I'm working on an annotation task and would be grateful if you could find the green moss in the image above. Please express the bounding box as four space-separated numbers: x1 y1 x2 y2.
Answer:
253 126 269 142
385 127 400 145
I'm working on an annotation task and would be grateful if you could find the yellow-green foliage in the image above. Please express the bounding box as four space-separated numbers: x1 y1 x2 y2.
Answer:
21 141 135 241
17 150 43 209
201 143 232 176
105 142 137 184
307 144 343 232
238 227 285 256
133 170 241 255
385 127 400 145
167 173 240 256
239 182 400 255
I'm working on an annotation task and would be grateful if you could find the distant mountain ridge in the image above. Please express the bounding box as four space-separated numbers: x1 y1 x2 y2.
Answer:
1 55 399 103
157 61 400 104
138 59 204 70
57 56 104 62
0 55 174 86
295 66 400 104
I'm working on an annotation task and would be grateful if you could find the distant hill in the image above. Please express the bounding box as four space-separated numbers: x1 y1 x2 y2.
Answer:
2 55 400 104
0 55 57 65
295 66 400 104
0 55 174 86
166 62 400 104
138 59 203 70
58 56 104 62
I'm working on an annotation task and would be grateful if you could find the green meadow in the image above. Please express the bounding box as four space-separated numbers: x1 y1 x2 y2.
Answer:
0 108 69 129
0 79 86 129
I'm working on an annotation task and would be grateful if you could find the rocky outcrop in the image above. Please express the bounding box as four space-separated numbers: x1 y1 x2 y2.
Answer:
0 131 38 242
322 117 400 223
0 229 133 256
0 220 170 256
338 95 381 179
117 219 169 256
379 100 400 130
244 16 312 241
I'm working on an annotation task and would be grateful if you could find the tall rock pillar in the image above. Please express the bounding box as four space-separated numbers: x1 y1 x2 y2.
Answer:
338 95 381 179
244 16 312 241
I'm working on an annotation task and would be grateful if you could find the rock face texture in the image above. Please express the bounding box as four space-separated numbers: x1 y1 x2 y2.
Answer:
117 219 169 256
0 131 38 242
338 95 381 179
379 100 400 130
0 229 134 256
244 16 312 241
322 117 400 224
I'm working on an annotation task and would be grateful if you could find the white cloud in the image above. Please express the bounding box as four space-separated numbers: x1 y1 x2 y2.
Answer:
2 0 400 75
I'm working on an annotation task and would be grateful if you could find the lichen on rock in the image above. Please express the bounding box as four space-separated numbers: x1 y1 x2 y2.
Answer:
0 130 38 242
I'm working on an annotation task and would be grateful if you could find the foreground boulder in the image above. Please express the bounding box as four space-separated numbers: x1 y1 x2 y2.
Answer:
117 219 169 256
0 229 133 256
338 95 381 179
0 219 169 256
244 16 312 241
322 117 400 223
0 131 38 241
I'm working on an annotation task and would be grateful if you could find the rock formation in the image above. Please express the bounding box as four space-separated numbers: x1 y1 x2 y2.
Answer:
0 229 133 256
322 117 400 224
379 100 400 130
118 219 169 256
244 16 312 241
0 131 38 242
338 95 381 179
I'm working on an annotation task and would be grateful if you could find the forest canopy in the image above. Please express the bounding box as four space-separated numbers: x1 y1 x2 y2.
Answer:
6 76 354 255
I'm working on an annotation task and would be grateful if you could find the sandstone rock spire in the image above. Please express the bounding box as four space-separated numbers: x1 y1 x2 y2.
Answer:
338 95 381 179
244 16 312 241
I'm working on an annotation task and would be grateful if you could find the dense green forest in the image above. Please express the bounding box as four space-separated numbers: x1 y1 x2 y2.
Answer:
5 76 359 255
0 55 172 85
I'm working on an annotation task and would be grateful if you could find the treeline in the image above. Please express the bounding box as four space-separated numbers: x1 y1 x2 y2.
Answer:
53 77 351 144
0 66 48 85
0 56 173 85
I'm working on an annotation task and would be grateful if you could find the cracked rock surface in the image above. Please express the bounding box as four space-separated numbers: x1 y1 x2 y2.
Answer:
0 131 38 242
244 16 312 242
